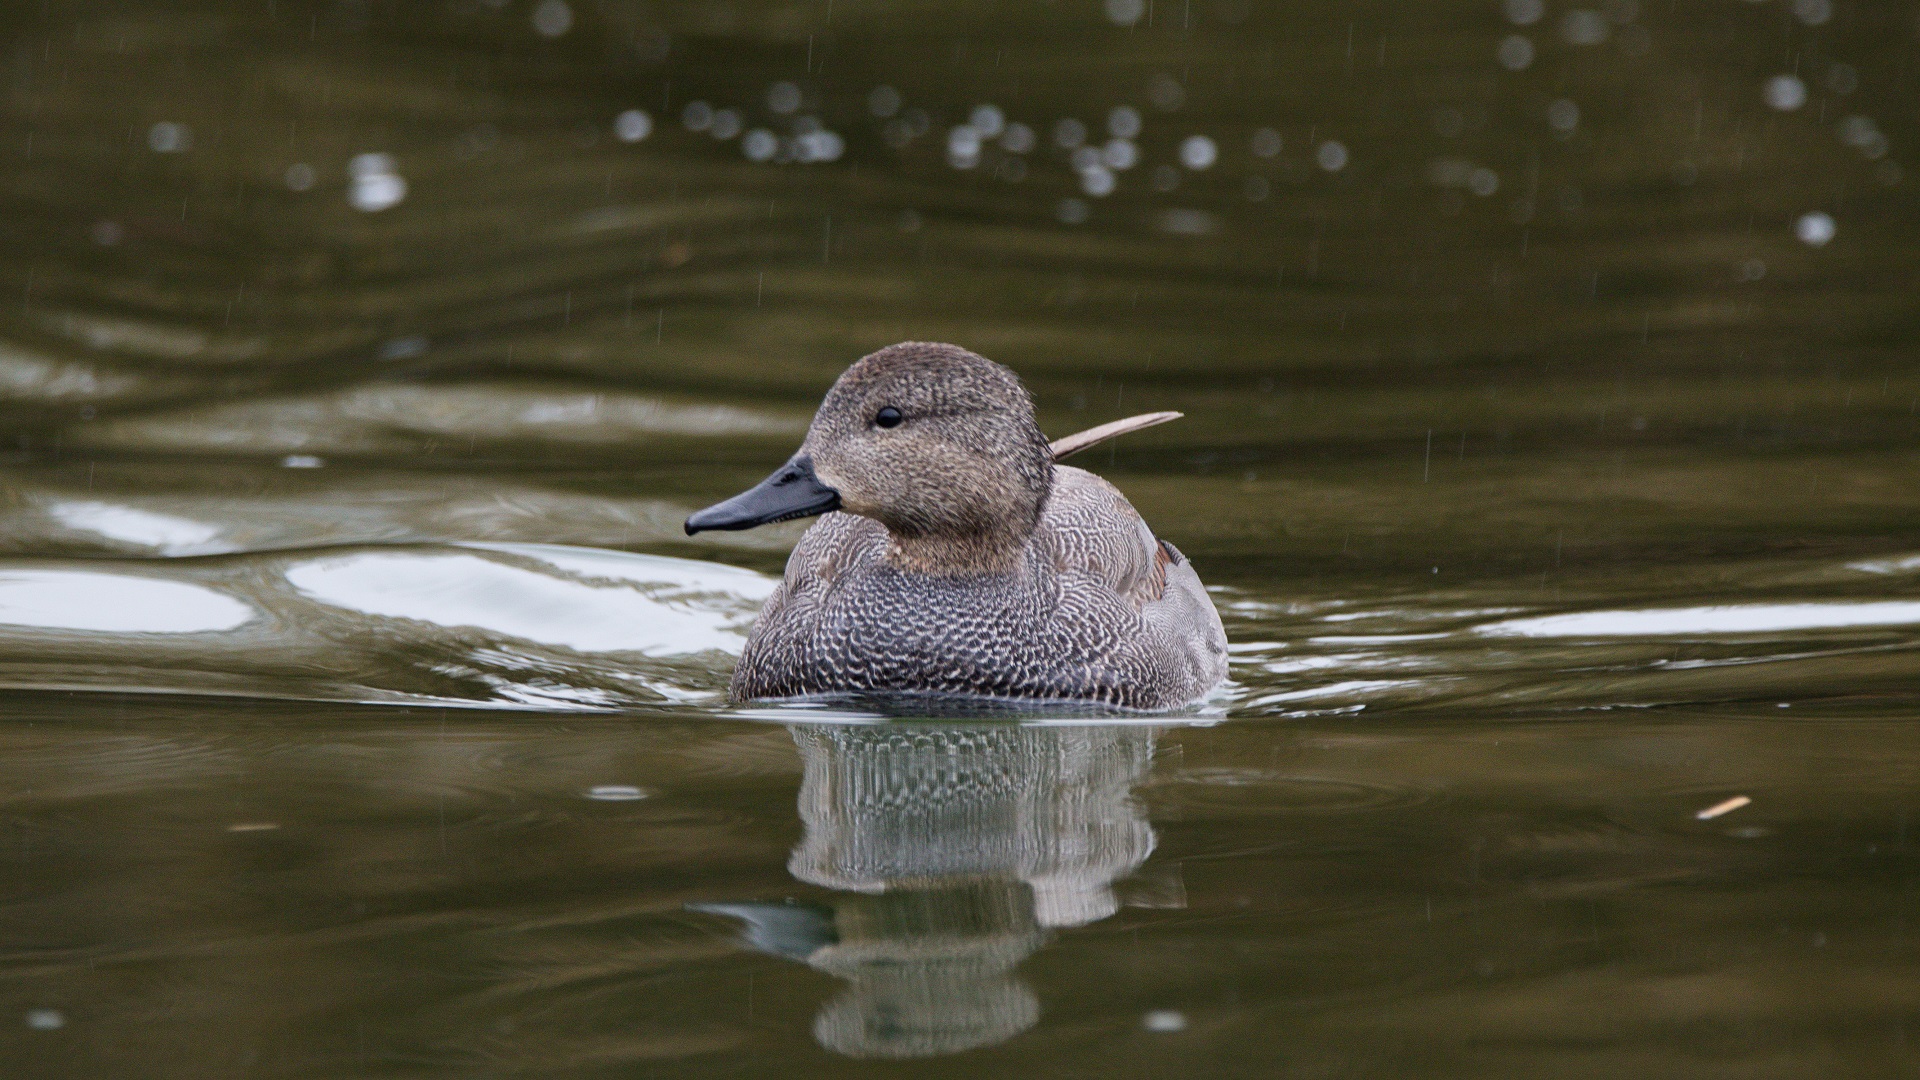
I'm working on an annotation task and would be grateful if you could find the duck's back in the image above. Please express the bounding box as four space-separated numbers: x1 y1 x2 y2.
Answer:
731 466 1227 708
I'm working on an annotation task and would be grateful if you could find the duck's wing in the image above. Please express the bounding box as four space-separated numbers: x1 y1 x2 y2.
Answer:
1038 466 1229 698
1038 465 1175 607
1048 411 1182 461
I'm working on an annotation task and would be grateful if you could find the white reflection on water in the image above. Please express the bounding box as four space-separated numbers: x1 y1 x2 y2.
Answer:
286 547 765 655
0 570 254 633
47 500 229 555
464 542 775 600
1479 602 1920 637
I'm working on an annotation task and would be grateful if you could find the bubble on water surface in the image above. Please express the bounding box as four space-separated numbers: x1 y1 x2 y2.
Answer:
1792 0 1831 24
91 220 123 246
1498 34 1535 70
1054 118 1088 149
767 81 802 114
1837 116 1888 159
1102 138 1139 170
1504 0 1544 25
613 109 653 142
1795 212 1835 246
999 123 1036 153
1149 74 1186 111
743 129 778 162
1560 9 1608 44
147 122 191 153
1143 1010 1187 1032
709 109 742 140
1108 106 1142 139
1179 135 1217 170
1080 165 1116 196
531 0 572 37
377 336 427 360
25 1009 63 1031
1548 98 1580 134
1105 0 1146 25
1157 208 1217 236
281 455 325 468
947 126 983 169
347 154 406 212
1764 75 1806 111
969 105 1005 138
795 130 844 162
682 101 714 132
1315 140 1348 171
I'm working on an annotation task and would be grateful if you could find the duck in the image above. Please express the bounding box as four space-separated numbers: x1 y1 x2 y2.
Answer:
685 342 1228 710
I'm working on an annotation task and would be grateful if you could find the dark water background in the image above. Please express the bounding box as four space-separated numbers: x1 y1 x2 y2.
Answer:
3 0 1919 1074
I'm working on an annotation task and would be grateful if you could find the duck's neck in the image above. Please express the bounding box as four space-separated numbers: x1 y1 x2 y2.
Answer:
883 526 1029 576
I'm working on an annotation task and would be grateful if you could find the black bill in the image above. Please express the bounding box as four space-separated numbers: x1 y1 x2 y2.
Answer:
684 455 842 535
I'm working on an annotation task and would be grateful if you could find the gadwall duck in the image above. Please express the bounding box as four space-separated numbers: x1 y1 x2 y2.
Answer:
686 342 1228 709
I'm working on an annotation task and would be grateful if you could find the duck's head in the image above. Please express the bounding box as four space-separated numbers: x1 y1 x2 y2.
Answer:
685 342 1053 572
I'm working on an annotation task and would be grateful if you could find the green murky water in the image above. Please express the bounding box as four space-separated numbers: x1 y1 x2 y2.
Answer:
2 0 1918 1074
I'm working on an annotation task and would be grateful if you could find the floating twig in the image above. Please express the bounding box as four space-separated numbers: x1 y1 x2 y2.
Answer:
1695 795 1752 820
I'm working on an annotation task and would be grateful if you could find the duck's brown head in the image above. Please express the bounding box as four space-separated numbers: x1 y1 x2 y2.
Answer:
685 342 1054 573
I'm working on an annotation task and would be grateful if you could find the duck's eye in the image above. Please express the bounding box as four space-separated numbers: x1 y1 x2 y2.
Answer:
874 406 903 429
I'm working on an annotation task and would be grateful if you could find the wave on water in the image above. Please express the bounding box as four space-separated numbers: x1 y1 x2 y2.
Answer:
0 541 773 709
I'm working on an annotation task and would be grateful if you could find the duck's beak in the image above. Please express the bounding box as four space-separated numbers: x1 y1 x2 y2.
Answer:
685 455 842 535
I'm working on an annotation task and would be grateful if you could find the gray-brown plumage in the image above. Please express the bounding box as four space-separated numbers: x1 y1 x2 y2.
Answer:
686 342 1228 709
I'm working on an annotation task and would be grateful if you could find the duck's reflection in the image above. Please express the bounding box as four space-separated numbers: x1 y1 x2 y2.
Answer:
695 723 1159 1058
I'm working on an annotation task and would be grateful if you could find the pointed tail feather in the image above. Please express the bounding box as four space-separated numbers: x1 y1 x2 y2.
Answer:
1048 411 1183 461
